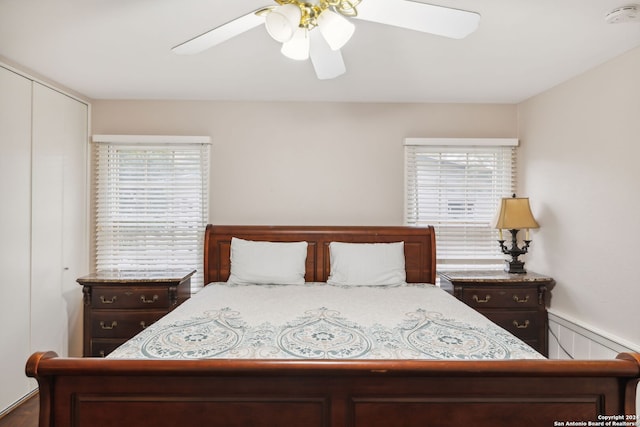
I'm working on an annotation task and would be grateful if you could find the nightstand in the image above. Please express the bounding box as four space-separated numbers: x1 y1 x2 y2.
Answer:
77 270 194 357
439 270 554 356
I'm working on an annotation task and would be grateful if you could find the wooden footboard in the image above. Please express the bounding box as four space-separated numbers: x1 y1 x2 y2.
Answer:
27 351 639 427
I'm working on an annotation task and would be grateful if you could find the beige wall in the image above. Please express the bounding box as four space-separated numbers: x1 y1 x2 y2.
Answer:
91 50 640 350
92 101 517 225
518 46 640 348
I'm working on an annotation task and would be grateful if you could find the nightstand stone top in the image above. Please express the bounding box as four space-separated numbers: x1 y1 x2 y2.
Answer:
439 270 554 284
77 269 196 285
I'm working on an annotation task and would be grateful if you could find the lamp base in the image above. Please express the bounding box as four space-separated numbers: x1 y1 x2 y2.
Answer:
504 259 526 274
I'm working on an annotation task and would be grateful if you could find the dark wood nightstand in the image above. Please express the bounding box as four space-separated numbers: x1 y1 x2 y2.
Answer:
439 270 554 356
77 270 194 357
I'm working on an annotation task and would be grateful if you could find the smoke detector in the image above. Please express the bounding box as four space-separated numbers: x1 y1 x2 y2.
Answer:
605 4 640 23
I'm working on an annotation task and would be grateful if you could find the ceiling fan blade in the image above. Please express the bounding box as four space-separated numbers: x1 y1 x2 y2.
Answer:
355 0 480 39
172 9 266 55
309 30 347 80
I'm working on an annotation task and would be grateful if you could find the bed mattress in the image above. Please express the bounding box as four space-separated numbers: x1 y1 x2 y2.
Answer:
108 282 543 360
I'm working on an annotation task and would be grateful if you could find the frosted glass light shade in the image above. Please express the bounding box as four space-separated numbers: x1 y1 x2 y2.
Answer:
309 29 346 79
317 9 355 50
281 27 310 60
265 4 301 43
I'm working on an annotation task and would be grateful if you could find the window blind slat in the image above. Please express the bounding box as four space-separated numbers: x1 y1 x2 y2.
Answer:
94 140 210 291
405 144 516 271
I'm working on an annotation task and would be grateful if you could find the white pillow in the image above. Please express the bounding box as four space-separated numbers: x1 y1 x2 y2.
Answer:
327 241 406 286
227 237 308 285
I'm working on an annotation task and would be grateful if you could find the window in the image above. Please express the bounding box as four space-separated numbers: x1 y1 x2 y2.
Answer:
93 135 210 290
404 138 517 271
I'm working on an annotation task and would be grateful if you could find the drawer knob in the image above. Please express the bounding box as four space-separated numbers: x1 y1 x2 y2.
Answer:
472 294 491 303
513 295 530 303
140 321 147 329
140 295 159 304
512 320 530 329
100 295 117 304
100 320 118 330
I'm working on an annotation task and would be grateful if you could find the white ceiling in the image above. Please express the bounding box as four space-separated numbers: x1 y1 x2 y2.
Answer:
1 0 639 103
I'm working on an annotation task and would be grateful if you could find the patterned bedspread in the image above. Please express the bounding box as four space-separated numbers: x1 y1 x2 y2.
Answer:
108 282 543 360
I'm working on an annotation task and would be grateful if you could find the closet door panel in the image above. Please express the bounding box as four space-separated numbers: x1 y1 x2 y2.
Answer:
31 83 88 357
60 89 88 357
31 83 66 356
0 66 35 411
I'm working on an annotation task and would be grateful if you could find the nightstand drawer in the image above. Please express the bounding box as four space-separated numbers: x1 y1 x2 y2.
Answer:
90 286 171 309
90 338 128 358
461 287 539 309
482 311 542 340
90 310 166 338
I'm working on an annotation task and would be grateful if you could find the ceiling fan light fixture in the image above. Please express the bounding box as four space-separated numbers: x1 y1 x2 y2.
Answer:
172 0 479 80
281 27 310 60
265 3 302 42
317 9 355 50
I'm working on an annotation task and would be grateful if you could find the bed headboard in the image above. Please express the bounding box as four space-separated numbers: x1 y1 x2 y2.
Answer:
203 225 436 285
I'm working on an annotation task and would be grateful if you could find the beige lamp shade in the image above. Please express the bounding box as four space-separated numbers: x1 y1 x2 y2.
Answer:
492 197 539 230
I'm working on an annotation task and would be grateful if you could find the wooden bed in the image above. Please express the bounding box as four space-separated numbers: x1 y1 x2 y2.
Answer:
27 225 639 427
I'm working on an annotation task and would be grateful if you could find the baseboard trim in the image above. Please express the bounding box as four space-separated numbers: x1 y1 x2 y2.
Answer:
0 389 38 420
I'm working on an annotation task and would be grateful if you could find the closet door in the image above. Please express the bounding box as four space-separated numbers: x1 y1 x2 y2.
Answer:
0 66 34 411
59 88 89 357
31 83 88 357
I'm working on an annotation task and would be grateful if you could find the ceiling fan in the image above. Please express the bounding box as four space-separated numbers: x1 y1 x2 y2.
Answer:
172 0 480 80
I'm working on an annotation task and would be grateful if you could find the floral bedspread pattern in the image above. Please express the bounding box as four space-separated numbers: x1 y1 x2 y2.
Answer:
109 283 543 360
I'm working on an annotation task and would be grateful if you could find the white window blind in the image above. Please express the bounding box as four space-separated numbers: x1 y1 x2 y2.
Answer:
94 135 210 290
404 138 517 270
